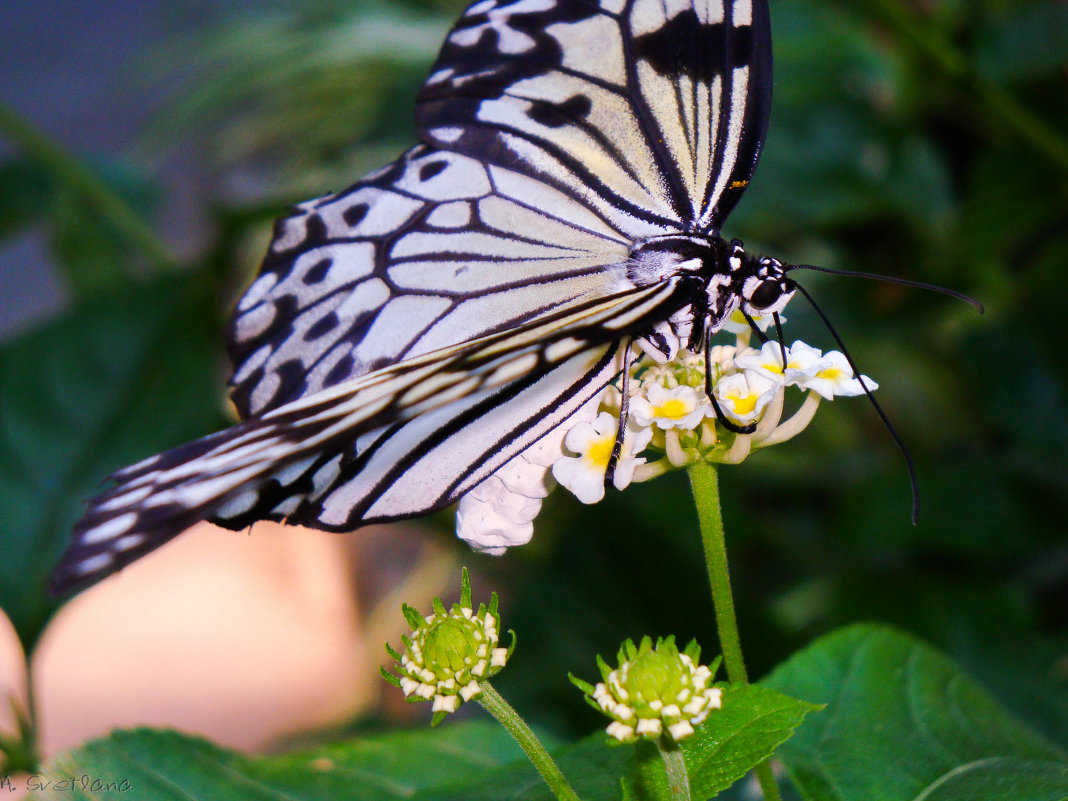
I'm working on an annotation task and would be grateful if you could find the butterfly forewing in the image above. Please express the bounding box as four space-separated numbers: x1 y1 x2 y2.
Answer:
416 0 771 231
228 144 671 418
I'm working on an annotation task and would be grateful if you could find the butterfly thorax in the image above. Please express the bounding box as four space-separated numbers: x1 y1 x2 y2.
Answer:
626 235 793 362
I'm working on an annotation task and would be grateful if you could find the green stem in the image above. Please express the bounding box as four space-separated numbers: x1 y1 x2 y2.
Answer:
687 461 782 801
860 0 1068 174
477 682 582 801
0 102 175 272
657 738 690 801
687 461 747 684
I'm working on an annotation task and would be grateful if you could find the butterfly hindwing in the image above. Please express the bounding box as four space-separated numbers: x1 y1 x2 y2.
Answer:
217 342 622 531
52 282 688 592
417 0 772 231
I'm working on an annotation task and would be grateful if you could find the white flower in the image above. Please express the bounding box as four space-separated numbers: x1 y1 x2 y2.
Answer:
456 397 599 553
630 384 709 430
706 344 737 373
713 370 781 425
456 476 540 555
735 340 834 389
551 412 652 504
794 350 878 400
780 341 826 386
456 446 557 554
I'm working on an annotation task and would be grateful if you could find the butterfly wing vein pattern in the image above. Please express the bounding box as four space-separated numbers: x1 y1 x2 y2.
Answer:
52 0 772 594
417 0 770 232
53 284 686 590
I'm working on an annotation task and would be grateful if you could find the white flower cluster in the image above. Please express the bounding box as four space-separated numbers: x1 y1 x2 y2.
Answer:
572 636 722 742
551 337 876 501
383 569 513 723
456 322 876 553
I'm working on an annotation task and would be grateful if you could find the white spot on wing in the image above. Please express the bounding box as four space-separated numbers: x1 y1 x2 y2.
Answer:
546 16 625 84
426 201 472 228
80 513 138 546
395 153 491 200
426 67 455 85
75 553 114 576
430 127 464 143
334 277 390 322
113 533 148 552
545 338 584 362
97 486 152 513
234 304 277 342
215 489 258 519
354 295 452 366
238 274 278 312
733 0 753 26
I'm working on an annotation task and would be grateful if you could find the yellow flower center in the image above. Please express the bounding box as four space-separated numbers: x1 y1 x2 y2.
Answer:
587 436 615 468
727 391 758 415
653 398 690 419
817 367 843 380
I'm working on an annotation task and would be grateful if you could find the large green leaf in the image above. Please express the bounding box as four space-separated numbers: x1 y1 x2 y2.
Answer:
0 274 226 649
764 623 1068 801
27 684 814 801
30 723 522 801
632 683 818 801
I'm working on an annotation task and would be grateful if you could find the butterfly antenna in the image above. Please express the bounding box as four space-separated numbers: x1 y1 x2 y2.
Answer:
789 280 921 524
704 328 757 435
605 342 632 487
787 264 984 313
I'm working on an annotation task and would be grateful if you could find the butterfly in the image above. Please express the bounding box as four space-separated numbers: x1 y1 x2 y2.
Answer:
52 0 800 594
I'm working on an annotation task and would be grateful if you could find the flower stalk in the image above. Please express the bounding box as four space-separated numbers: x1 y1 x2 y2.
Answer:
656 739 690 801
477 682 582 801
687 461 782 801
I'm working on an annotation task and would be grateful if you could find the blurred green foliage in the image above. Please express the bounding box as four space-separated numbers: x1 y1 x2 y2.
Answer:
1 0 1067 792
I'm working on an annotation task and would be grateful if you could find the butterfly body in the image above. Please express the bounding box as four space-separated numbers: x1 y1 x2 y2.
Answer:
52 0 784 594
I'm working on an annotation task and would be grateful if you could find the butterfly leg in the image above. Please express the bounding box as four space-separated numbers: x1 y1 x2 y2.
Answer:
741 310 770 344
604 341 633 488
704 329 756 435
772 312 788 371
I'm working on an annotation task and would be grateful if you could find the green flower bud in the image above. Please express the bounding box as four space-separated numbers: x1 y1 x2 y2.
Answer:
383 568 515 725
572 636 722 742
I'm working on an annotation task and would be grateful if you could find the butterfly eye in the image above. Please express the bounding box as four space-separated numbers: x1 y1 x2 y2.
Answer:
749 280 783 310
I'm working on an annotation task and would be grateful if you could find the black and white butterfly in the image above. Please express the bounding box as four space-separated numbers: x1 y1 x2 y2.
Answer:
52 0 804 594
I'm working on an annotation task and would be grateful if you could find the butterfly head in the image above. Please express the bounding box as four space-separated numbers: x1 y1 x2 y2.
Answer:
729 241 795 318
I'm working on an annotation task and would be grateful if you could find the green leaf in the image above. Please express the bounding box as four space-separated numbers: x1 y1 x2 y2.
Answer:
24 685 813 801
629 683 816 800
46 158 162 297
48 184 133 296
28 723 525 801
682 683 818 798
0 159 53 240
0 274 225 650
764 623 1068 801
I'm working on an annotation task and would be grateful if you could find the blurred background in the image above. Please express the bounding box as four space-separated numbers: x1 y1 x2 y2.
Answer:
1 0 1066 768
